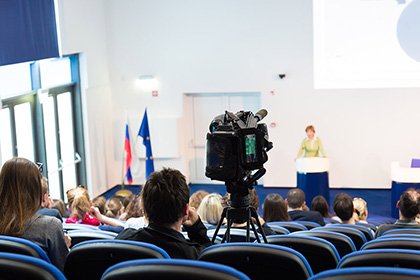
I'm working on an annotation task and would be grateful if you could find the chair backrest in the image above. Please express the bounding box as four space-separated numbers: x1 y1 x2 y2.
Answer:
268 225 290 235
63 223 100 231
265 235 340 274
294 221 321 230
324 224 374 241
0 235 51 263
382 228 420 236
101 259 250 280
207 228 262 242
198 243 313 280
361 238 420 251
0 252 65 280
67 230 117 248
267 222 308 232
355 222 377 233
338 249 420 269
291 230 356 258
377 234 420 240
312 226 366 249
64 240 170 280
309 267 420 280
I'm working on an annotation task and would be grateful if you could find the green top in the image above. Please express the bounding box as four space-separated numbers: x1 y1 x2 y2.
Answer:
297 137 326 158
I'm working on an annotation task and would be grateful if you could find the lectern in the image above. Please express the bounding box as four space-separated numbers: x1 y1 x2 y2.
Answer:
390 162 420 219
296 157 330 206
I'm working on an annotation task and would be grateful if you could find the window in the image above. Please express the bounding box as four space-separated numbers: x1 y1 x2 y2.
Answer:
0 55 86 200
0 62 32 98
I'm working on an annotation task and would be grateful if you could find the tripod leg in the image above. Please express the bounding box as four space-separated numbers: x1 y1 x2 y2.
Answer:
212 207 227 244
249 219 261 243
224 212 233 243
250 208 268 243
246 208 251 242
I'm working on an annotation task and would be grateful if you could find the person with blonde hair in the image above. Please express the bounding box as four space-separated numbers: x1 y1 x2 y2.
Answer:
197 193 224 226
353 197 368 223
105 196 124 218
189 190 209 209
66 186 100 226
0 158 69 270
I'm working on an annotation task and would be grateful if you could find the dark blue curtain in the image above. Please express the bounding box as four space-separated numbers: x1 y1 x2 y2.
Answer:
0 0 59 66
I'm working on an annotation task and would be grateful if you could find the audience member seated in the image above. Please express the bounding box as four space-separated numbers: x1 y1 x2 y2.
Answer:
197 193 224 226
116 168 211 259
229 189 276 236
311 195 331 218
105 196 124 218
332 193 356 224
189 190 209 209
262 193 291 222
0 158 70 270
52 199 67 218
37 177 63 221
376 188 420 237
353 197 368 223
286 189 325 226
92 196 107 215
123 194 147 229
66 186 100 226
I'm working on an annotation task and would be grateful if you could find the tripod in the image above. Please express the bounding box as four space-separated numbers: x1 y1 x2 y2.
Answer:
211 202 268 243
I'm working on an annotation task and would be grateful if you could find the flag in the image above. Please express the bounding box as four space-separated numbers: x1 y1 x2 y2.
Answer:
124 122 133 184
138 109 155 179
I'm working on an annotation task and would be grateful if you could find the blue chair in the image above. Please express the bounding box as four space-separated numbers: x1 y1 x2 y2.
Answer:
207 228 262 242
361 238 420 251
265 235 340 274
312 226 366 249
378 234 420 240
292 230 356 258
63 223 100 231
267 222 308 232
338 249 420 269
67 230 118 248
101 259 250 280
268 225 290 235
0 235 51 263
381 228 420 236
0 252 65 280
309 267 420 280
65 240 170 280
294 221 321 229
198 243 313 280
322 224 374 241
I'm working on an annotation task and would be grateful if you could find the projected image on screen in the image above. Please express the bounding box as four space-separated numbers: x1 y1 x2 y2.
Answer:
314 0 420 89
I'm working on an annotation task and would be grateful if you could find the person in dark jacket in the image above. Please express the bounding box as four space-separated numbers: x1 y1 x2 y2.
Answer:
286 189 325 226
116 168 211 259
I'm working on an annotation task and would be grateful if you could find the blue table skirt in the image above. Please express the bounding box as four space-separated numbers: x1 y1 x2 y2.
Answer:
297 172 330 206
391 181 420 219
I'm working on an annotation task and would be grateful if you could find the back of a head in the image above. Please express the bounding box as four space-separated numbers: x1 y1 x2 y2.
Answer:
189 190 209 209
311 195 330 218
249 189 260 210
399 188 420 220
92 196 107 214
263 193 290 222
67 186 91 220
105 197 124 218
125 194 144 220
197 193 223 225
353 197 368 221
41 177 49 196
333 193 354 222
52 199 67 217
287 189 305 209
142 168 189 225
0 158 42 236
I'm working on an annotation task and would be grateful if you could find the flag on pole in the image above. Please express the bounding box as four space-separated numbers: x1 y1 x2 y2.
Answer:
138 109 155 179
124 122 133 184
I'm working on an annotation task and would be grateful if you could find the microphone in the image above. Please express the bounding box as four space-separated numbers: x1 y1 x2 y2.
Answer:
254 109 268 122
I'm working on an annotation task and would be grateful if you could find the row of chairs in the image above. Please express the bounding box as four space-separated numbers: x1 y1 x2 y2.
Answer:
0 234 419 280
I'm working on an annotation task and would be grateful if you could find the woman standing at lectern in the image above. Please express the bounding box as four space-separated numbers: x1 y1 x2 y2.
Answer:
297 125 326 158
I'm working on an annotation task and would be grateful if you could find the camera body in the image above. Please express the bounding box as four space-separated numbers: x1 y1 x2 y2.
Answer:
205 110 273 186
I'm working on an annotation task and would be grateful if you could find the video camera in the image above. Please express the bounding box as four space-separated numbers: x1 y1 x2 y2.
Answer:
205 109 273 200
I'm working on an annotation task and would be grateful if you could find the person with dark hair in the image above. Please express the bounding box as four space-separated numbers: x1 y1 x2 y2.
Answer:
116 168 211 259
92 196 107 215
0 158 70 270
263 193 291 222
286 189 325 225
37 177 63 221
376 188 420 237
311 195 331 218
332 193 355 224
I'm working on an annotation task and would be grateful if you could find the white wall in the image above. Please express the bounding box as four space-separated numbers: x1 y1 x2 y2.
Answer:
58 0 420 192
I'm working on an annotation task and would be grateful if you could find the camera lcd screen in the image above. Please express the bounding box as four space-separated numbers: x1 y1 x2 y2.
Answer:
245 134 257 163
